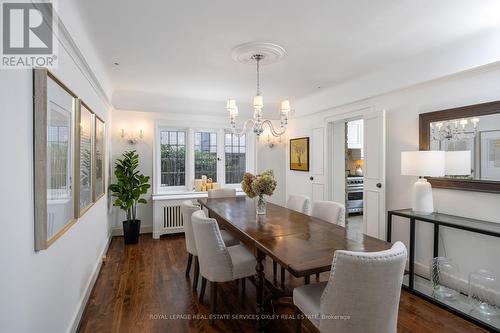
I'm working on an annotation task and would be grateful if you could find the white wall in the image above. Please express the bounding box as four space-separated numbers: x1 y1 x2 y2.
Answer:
285 62 500 292
0 3 113 333
256 125 287 206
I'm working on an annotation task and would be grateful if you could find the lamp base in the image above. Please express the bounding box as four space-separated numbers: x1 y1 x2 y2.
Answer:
412 178 434 215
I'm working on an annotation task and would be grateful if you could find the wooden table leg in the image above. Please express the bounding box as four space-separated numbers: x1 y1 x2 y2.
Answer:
255 249 266 333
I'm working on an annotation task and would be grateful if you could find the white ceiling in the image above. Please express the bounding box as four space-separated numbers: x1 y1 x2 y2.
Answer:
75 0 500 116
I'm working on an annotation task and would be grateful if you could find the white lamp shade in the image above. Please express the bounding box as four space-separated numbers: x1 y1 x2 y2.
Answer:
253 95 263 109
230 106 239 117
401 151 445 177
280 100 290 113
226 98 236 111
445 151 471 175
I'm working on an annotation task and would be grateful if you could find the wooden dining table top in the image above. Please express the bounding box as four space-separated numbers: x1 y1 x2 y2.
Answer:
198 196 392 277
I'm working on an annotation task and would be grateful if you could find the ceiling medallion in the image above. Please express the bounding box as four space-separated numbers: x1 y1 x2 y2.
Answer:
227 42 289 137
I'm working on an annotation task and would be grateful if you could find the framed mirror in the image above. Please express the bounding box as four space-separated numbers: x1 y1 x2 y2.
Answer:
34 69 78 250
78 102 94 215
94 116 105 200
420 100 500 193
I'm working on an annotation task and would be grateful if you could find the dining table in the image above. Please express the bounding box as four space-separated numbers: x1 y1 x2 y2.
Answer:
198 196 392 332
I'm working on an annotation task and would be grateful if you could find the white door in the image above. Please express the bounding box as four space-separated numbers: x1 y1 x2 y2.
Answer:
363 110 386 239
331 121 346 205
310 127 326 202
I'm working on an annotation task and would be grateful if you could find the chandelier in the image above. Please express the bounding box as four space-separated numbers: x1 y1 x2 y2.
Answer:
226 53 290 137
430 117 480 142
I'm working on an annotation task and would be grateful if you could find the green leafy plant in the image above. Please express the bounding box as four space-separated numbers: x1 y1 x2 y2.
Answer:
109 150 150 223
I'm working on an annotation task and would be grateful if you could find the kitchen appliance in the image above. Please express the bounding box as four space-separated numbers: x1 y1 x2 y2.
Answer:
347 176 363 214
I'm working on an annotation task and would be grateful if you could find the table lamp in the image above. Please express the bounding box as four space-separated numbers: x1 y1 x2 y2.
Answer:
445 151 471 176
401 151 445 215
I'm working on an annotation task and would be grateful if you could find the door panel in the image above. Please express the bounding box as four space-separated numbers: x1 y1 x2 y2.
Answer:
311 127 326 202
363 110 386 239
312 183 325 201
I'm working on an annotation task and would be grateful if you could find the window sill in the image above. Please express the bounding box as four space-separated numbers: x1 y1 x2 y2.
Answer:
152 190 246 201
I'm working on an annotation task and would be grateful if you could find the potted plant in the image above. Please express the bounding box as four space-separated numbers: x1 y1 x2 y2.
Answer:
109 150 150 244
241 170 277 215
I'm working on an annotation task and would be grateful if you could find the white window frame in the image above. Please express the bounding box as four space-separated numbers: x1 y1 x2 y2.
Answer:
154 120 255 195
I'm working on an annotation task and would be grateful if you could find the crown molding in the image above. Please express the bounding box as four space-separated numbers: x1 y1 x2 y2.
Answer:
33 1 114 111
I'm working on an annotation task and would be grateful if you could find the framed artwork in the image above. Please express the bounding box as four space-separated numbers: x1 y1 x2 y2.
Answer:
34 69 78 250
78 101 94 216
94 116 106 200
290 137 310 171
480 130 500 180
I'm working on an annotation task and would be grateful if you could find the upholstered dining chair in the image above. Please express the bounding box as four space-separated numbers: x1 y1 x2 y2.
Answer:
293 241 407 333
311 200 346 227
310 200 346 280
207 188 236 198
286 194 311 214
180 200 239 292
191 210 257 325
277 194 312 285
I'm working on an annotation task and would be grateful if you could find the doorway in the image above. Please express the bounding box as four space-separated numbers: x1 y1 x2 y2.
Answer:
328 109 386 240
331 118 364 234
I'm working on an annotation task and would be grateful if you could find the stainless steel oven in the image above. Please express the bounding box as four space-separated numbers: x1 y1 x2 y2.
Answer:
347 176 363 214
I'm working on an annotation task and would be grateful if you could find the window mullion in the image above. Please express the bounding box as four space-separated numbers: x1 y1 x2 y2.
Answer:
218 129 225 186
186 128 194 191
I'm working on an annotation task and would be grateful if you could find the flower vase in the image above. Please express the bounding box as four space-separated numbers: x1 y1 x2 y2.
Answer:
256 195 267 215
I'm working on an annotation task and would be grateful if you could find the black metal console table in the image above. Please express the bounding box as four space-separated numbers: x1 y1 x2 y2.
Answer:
387 209 500 332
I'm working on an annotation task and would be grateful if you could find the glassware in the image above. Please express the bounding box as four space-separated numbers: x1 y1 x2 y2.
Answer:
430 257 459 299
468 270 498 316
256 195 266 215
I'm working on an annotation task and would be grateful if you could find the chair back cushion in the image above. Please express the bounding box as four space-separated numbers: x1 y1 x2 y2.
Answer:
208 188 236 198
191 210 233 282
311 200 346 227
180 200 200 256
319 241 407 333
286 194 311 214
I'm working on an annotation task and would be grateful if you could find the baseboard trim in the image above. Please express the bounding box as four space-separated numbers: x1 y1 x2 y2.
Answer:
67 236 112 333
111 224 153 236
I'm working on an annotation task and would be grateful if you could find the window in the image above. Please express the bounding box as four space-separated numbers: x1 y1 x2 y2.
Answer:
47 120 71 200
160 130 186 187
225 133 246 184
155 124 254 193
194 131 217 181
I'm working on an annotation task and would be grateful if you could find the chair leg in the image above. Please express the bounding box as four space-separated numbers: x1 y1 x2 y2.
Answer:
295 306 302 333
209 281 218 326
315 272 320 281
304 275 310 285
185 253 193 277
241 277 246 296
193 256 199 291
273 260 277 280
199 277 207 303
281 266 285 287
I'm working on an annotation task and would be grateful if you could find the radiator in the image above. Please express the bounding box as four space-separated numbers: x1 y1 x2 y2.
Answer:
163 205 183 229
153 198 187 238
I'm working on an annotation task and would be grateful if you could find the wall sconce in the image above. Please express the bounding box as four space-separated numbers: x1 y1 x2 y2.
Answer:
120 127 144 145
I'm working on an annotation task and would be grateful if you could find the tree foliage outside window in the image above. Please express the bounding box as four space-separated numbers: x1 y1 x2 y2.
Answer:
160 130 186 187
195 132 217 181
225 133 246 184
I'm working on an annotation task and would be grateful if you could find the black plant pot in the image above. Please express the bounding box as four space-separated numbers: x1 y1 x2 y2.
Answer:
122 220 141 244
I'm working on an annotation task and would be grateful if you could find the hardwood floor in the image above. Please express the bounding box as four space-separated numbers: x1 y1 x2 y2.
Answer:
78 234 486 333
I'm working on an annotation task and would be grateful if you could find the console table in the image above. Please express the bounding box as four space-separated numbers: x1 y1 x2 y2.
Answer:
387 209 500 332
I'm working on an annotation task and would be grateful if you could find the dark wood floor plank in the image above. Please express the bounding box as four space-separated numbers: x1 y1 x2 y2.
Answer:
78 234 486 333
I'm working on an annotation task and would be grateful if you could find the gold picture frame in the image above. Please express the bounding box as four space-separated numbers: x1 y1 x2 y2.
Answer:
290 137 310 171
34 69 78 250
